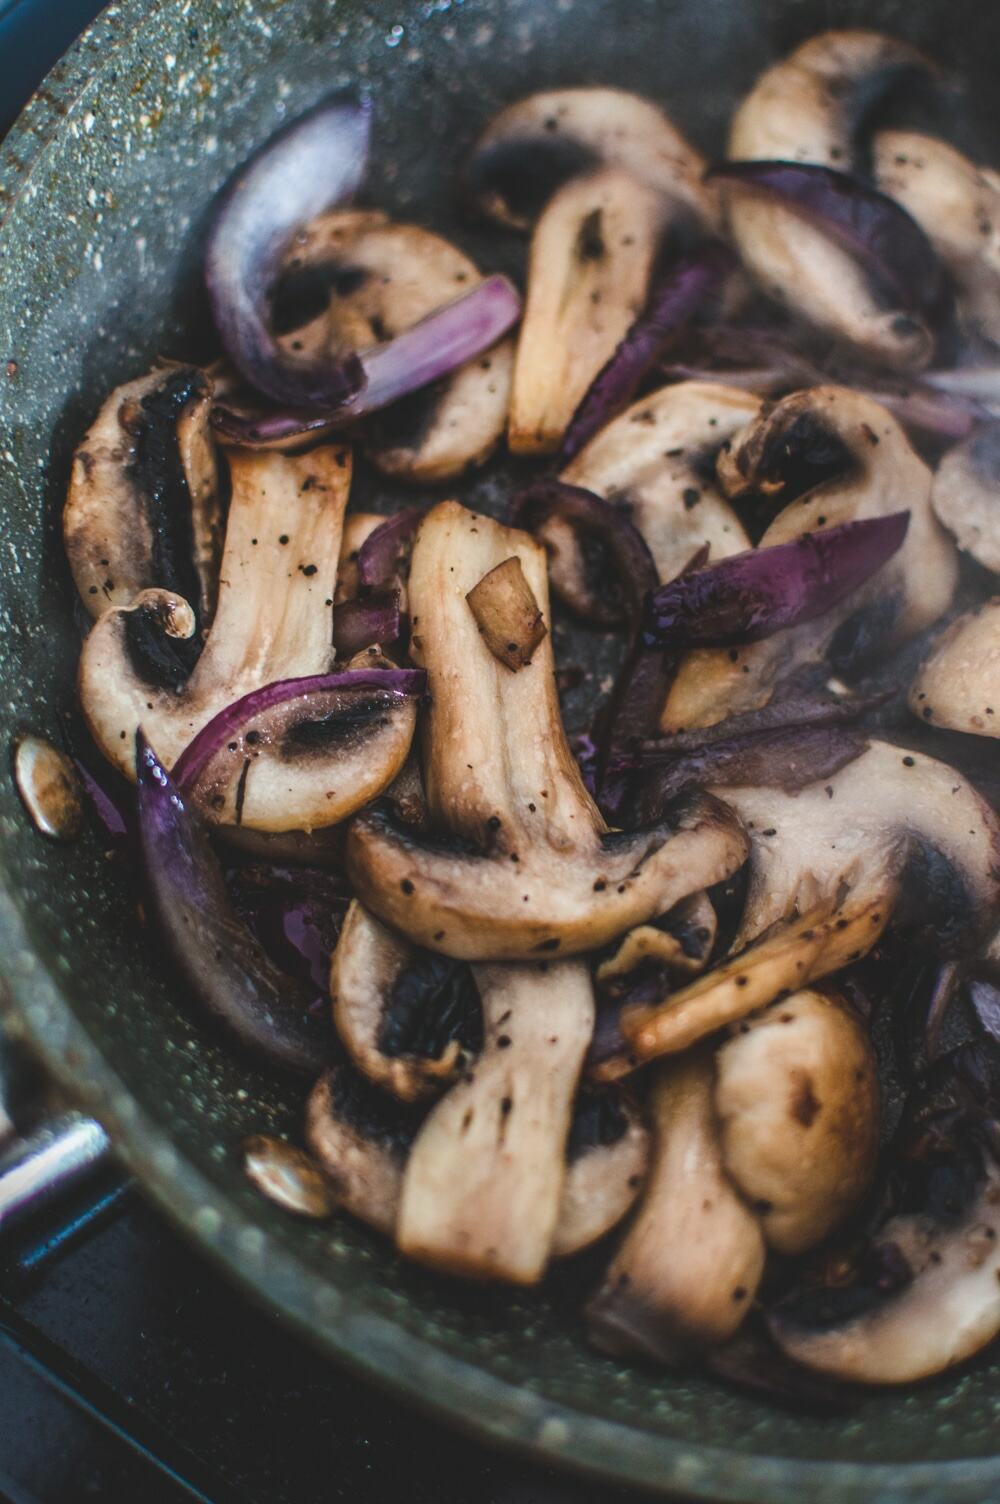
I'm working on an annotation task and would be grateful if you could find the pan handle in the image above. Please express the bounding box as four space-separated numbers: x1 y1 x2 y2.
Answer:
0 1110 112 1236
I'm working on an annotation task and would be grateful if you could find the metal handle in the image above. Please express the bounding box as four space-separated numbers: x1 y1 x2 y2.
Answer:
0 1111 112 1236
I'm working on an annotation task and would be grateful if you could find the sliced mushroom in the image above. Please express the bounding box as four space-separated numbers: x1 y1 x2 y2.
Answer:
396 960 594 1283
306 1058 647 1255
715 989 879 1254
928 423 1000 576
595 889 718 991
335 513 384 604
65 362 222 623
909 601 1000 739
347 501 749 960
80 446 417 831
467 89 717 456
874 131 1000 347
330 900 480 1102
541 382 757 620
551 1086 650 1259
272 213 513 482
508 167 675 456
616 740 1000 1065
306 1064 423 1235
467 87 714 231
770 1048 1000 1383
662 386 959 732
587 1048 766 1362
726 30 935 368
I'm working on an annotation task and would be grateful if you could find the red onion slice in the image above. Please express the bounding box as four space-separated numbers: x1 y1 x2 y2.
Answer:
643 513 910 648
357 507 426 590
331 592 402 657
171 668 426 795
205 93 372 408
708 161 945 318
211 275 522 443
558 244 737 465
135 733 331 1073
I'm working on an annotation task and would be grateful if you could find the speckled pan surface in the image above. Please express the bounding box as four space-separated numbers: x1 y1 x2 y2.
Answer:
3 1 1000 1499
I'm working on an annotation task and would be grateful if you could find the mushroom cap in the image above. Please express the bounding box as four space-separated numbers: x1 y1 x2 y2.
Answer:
929 422 1000 576
466 87 715 232
726 31 936 369
662 386 959 732
722 739 1000 954
909 600 1000 740
507 166 670 457
347 500 749 960
547 381 756 617
275 214 513 482
715 989 879 1253
586 1049 765 1362
65 362 221 624
330 899 477 1102
874 130 1000 346
80 446 418 832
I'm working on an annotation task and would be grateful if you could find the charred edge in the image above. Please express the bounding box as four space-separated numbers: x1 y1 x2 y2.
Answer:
281 693 401 756
361 801 490 860
895 834 981 955
467 134 600 222
128 368 207 621
565 1085 630 1163
123 603 201 690
749 409 855 509
326 1062 428 1158
378 952 484 1061
270 261 369 336
365 377 448 457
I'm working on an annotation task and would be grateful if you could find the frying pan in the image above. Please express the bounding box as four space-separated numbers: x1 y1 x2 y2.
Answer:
3 2 1000 1499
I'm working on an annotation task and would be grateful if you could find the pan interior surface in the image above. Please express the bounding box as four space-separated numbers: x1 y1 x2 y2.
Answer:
4 2 1000 1500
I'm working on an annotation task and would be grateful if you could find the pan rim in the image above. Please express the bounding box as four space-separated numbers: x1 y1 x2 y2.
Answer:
3 4 1000 1499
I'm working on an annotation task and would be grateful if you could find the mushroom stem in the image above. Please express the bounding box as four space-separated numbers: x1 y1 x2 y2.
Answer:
609 894 888 1072
586 1049 765 1362
396 960 595 1284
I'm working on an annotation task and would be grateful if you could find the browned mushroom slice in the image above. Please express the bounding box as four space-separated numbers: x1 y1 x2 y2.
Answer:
615 741 1000 1066
79 447 417 831
346 502 748 960
273 214 513 482
396 960 594 1284
770 1051 1000 1383
330 900 480 1103
587 1049 766 1362
305 1060 647 1255
909 601 1000 738
306 1065 422 1236
715 989 879 1253
466 87 714 232
595 889 718 992
541 383 756 619
551 1087 650 1258
874 131 1000 347
662 386 959 732
65 362 222 623
928 423 1000 575
508 167 672 456
725 31 935 369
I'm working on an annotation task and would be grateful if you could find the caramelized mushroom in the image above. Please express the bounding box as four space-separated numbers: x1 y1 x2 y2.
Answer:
347 501 748 960
909 601 1000 738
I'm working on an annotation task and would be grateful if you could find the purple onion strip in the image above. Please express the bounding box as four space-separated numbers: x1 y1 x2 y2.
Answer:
171 667 425 795
357 508 426 590
331 592 402 657
643 513 910 649
558 243 737 465
135 733 330 1073
708 161 944 317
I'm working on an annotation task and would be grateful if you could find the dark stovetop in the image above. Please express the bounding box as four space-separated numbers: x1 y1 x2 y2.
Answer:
0 1179 650 1504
